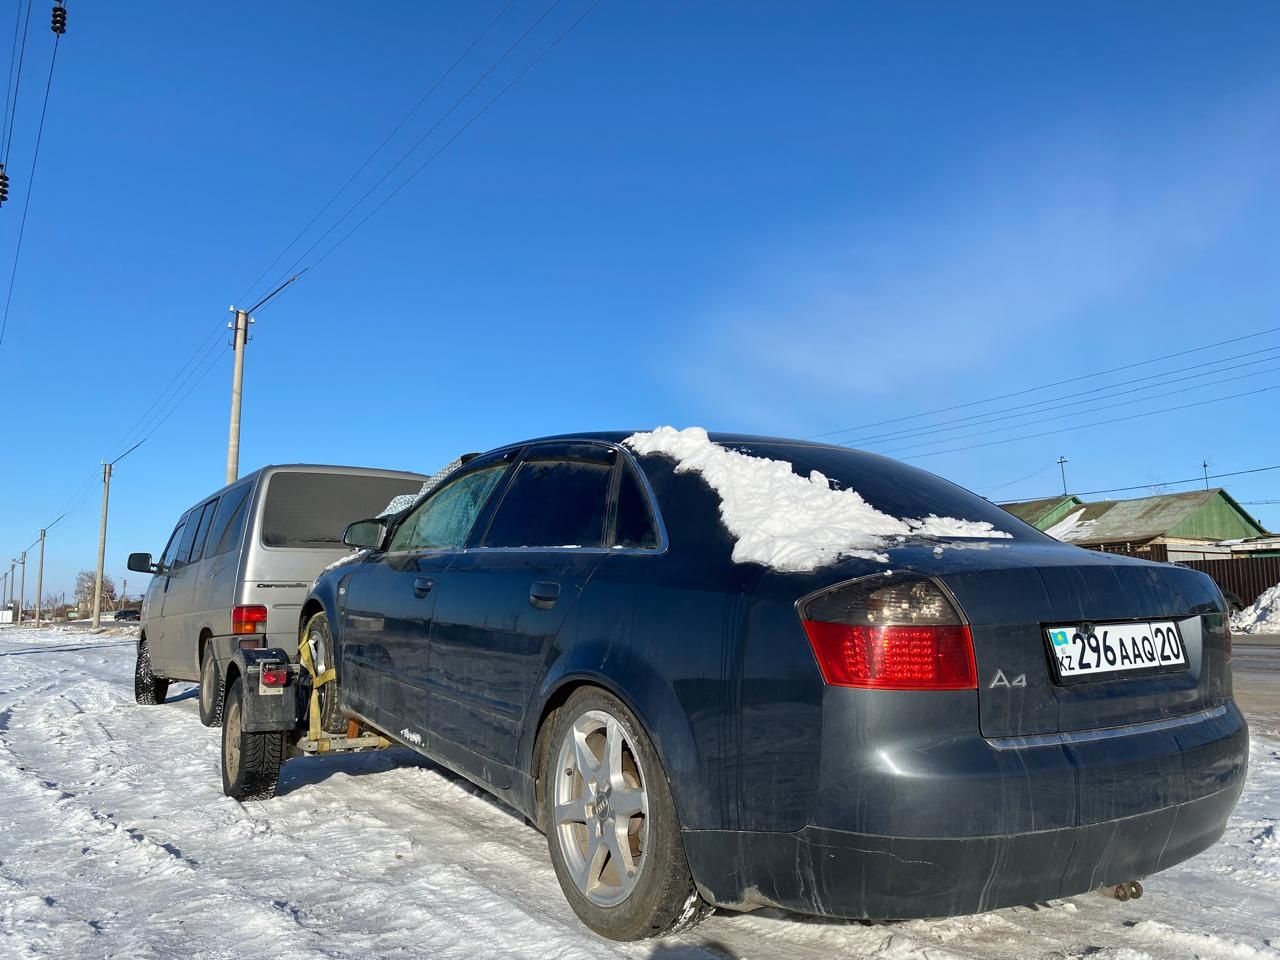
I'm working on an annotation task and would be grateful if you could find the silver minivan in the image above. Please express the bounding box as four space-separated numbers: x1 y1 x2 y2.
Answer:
127 464 428 725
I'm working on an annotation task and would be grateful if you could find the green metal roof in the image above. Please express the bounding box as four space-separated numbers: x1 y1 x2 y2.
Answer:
1000 495 1083 529
1042 488 1268 545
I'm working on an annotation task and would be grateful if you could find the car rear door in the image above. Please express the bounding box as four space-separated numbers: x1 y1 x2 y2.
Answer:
426 442 616 787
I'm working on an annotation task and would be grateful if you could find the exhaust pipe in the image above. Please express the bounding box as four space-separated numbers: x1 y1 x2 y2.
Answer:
1098 880 1143 901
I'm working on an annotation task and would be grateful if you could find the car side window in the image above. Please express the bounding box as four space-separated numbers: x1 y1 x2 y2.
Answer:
388 464 507 553
613 459 659 549
158 514 189 570
206 483 253 558
484 458 613 549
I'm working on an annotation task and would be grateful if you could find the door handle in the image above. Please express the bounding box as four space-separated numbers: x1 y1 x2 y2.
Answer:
530 581 560 608
413 577 434 598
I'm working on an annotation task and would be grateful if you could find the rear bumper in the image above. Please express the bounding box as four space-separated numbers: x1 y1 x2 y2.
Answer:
684 775 1244 918
689 699 1249 919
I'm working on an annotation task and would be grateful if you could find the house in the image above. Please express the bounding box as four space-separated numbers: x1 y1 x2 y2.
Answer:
1000 488 1269 560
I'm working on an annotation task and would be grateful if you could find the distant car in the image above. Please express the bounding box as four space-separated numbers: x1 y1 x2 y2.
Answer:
113 609 140 622
127 464 429 727
235 432 1246 941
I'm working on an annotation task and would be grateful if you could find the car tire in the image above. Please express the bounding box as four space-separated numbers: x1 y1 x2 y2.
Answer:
221 674 287 801
544 687 711 941
198 644 224 727
133 638 169 705
303 612 345 735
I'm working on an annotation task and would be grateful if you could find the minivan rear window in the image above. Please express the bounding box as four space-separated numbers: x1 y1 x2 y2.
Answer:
261 472 425 549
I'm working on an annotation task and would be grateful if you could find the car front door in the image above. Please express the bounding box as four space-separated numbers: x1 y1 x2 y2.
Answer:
426 443 616 788
338 457 512 743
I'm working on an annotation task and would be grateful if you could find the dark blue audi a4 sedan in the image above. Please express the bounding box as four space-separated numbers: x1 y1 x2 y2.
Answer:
296 427 1247 940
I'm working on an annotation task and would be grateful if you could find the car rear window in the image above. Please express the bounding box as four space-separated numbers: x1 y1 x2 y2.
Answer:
261 472 426 549
724 442 1041 540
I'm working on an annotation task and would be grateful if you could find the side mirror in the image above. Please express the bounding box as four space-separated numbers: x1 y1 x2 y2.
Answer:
343 519 386 550
127 552 156 574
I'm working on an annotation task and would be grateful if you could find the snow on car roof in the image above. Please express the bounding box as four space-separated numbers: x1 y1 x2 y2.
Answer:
625 426 1010 572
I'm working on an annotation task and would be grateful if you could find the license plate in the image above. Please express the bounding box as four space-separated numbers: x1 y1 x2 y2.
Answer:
1045 620 1187 681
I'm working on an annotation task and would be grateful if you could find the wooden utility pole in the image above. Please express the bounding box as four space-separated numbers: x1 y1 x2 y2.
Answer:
92 441 144 630
34 529 45 624
15 551 25 625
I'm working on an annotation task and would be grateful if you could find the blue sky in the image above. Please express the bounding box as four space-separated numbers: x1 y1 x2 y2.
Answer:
1 1 1279 599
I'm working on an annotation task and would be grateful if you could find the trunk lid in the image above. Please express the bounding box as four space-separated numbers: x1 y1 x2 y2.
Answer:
912 542 1228 738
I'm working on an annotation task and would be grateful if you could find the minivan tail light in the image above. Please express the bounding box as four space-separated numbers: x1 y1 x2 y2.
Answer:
232 604 268 635
799 574 976 691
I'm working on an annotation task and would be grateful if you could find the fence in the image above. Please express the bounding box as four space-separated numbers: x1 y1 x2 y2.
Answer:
1084 543 1280 607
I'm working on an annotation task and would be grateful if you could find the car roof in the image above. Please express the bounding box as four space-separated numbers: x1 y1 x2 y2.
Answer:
501 430 849 453
176 463 431 516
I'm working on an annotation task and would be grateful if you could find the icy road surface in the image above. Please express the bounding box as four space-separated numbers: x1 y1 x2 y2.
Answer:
1 625 1277 960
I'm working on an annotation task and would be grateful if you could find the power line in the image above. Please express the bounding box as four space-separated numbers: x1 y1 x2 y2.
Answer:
900 383 1280 461
255 0 578 304
0 18 60 350
1 0 28 154
236 0 518 308
981 461 1060 495
1000 463 1280 502
877 364 1280 456
1 0 33 166
847 346 1280 447
298 0 601 286
807 325 1280 441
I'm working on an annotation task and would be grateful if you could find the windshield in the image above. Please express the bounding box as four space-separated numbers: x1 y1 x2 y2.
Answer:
261 472 425 548
728 441 1040 540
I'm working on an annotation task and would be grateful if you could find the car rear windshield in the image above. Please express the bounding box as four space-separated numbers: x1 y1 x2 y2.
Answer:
261 472 425 549
726 441 1042 540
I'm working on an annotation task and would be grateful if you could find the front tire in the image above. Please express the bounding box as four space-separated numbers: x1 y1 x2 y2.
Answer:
199 644 224 727
544 687 711 941
303 612 345 735
133 638 169 705
221 674 287 801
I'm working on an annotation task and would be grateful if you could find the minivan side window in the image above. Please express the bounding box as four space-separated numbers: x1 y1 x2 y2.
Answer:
206 483 253 558
484 458 613 549
173 503 211 569
613 459 659 549
187 498 220 564
388 465 507 552
159 514 189 571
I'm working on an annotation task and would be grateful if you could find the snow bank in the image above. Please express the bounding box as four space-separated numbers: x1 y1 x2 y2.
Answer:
1045 507 1090 541
625 426 1010 572
1232 583 1280 635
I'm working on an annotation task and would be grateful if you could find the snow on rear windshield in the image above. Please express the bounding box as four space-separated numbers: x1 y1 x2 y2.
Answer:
625 426 1014 572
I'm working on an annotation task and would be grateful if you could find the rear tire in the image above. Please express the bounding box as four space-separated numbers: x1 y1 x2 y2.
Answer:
303 612 345 735
544 687 711 941
133 639 169 705
198 643 224 727
221 674 287 801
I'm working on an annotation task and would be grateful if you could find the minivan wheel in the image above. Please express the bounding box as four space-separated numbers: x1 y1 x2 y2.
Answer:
199 644 224 727
133 639 169 705
221 674 287 801
544 688 711 941
303 612 345 735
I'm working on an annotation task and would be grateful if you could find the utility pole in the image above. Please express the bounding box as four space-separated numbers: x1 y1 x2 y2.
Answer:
91 439 145 630
1202 460 1210 490
1057 456 1070 495
225 307 249 485
121 577 127 611
15 551 25 625
224 272 303 486
34 529 45 624
0 570 7 622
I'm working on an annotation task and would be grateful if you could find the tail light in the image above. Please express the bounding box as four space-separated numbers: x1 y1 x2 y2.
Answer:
260 664 289 687
232 604 268 635
799 574 976 690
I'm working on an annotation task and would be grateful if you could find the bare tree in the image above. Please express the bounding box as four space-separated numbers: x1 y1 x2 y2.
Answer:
73 570 116 607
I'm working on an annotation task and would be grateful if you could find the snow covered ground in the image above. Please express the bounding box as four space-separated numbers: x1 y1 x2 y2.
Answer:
1234 583 1280 636
1 624 1277 960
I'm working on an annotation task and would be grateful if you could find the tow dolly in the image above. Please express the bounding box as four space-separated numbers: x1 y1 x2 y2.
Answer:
219 643 390 801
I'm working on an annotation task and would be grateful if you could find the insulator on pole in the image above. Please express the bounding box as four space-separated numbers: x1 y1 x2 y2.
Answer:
51 3 66 35
0 164 9 206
